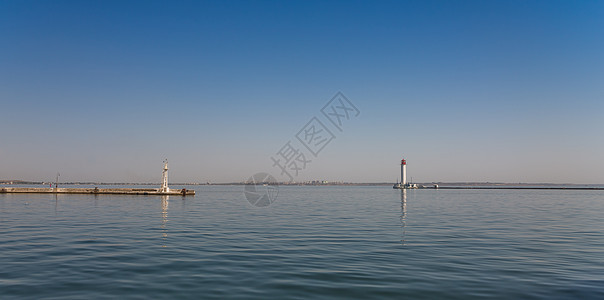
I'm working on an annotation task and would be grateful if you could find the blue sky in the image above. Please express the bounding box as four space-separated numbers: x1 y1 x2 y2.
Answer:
1 0 603 183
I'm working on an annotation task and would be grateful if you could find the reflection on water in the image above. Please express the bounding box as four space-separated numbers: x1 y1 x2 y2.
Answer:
161 196 169 246
3 186 603 299
400 189 407 246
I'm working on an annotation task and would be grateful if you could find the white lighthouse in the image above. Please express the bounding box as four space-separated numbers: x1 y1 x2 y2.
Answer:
401 159 407 186
394 157 417 189
160 159 169 193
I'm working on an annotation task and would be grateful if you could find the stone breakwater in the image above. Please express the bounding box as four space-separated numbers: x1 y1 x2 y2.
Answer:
0 187 195 196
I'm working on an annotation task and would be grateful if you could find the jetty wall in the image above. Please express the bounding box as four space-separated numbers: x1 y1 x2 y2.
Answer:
0 187 195 196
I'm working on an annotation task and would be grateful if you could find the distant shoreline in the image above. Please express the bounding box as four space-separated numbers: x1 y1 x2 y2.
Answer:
1 180 602 187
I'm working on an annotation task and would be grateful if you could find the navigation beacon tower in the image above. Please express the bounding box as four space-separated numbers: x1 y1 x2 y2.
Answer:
160 159 169 193
401 158 407 186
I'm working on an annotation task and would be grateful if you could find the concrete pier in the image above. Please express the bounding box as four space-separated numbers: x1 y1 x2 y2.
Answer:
411 185 604 190
0 160 196 196
432 186 603 190
0 187 195 196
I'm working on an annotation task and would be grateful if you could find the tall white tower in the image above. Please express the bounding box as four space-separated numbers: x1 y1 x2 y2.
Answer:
401 159 407 186
160 159 169 193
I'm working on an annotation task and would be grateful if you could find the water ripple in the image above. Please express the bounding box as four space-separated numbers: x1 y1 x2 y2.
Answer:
1 187 603 299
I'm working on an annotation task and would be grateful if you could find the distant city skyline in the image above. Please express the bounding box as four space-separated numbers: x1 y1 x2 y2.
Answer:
1 1 603 184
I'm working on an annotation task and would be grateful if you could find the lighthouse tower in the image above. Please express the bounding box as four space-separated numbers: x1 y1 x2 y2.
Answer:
160 159 169 193
401 159 407 186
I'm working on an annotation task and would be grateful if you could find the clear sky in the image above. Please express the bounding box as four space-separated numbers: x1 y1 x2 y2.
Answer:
1 0 603 184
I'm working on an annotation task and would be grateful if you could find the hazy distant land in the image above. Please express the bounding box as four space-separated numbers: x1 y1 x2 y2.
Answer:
2 180 602 187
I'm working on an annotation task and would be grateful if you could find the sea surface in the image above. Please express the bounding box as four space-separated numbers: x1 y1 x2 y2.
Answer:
1 185 603 299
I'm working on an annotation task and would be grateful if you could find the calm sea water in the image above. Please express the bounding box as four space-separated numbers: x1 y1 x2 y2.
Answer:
1 185 603 299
